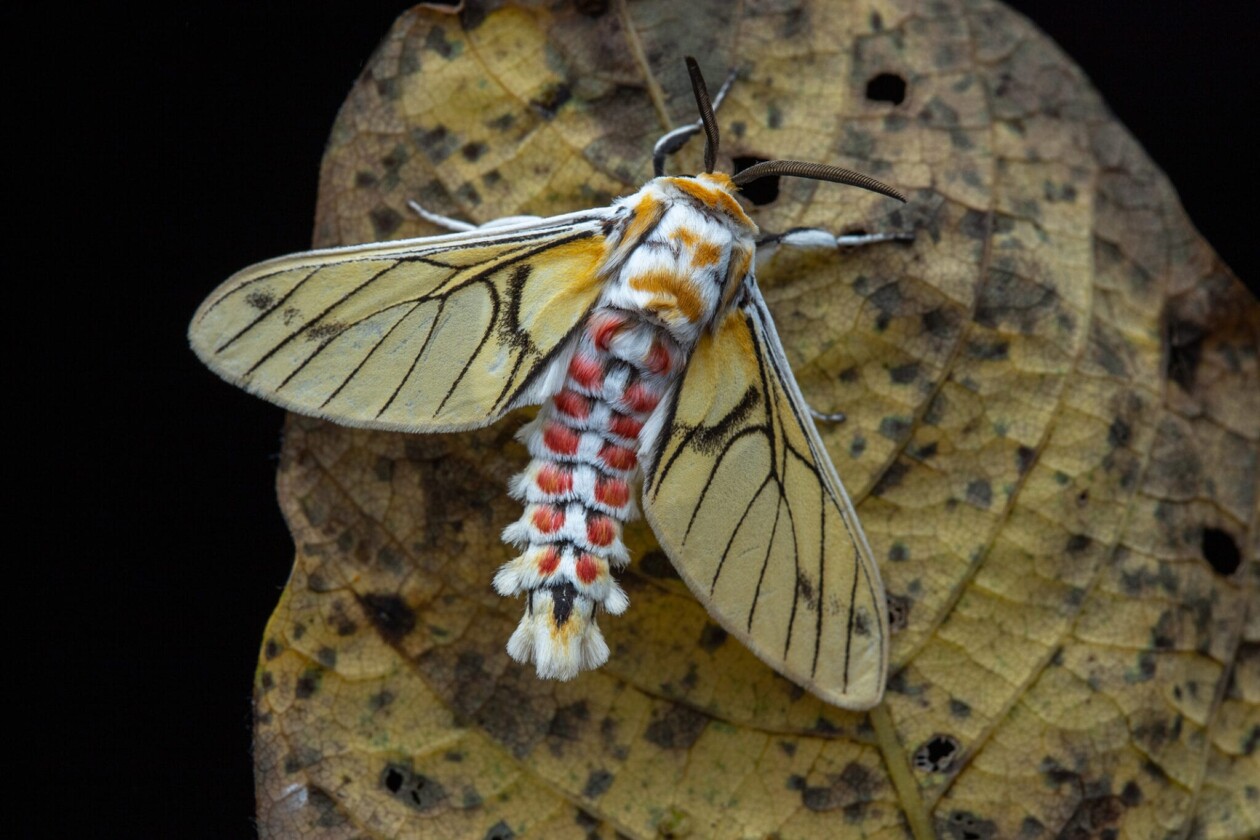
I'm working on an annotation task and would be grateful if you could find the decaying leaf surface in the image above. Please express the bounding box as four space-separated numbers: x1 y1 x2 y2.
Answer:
250 2 1258 837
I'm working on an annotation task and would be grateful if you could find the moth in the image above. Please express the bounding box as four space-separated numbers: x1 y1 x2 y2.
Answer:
190 59 903 710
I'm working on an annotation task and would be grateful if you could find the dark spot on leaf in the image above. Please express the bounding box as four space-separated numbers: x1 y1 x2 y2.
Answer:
966 479 992 508
316 646 337 668
264 639 282 660
975 267 1058 334
461 141 487 161
357 593 416 643
948 699 971 719
922 306 958 339
259 671 274 691
369 690 394 711
1016 445 1036 474
481 820 514 840
1019 816 1046 838
582 769 614 798
698 622 728 651
1108 418 1131 449
878 415 910 441
1043 180 1077 202
1201 527 1241 575
547 700 590 748
865 72 906 104
799 761 879 813
457 3 486 29
530 83 571 120
888 542 908 563
914 441 939 460
913 734 961 773
965 339 1009 360
574 0 609 16
370 205 403 239
732 156 778 205
887 592 910 632
1126 651 1157 683
1066 533 1091 554
849 435 866 458
414 125 457 163
872 460 910 495
382 762 447 812
424 25 456 58
940 810 997 840
354 170 378 188
918 96 959 126
294 667 322 700
779 740 797 757
1164 316 1205 391
1120 780 1143 806
482 169 502 186
838 365 859 382
644 704 707 750
767 104 783 128
638 549 680 580
305 785 348 828
889 362 919 384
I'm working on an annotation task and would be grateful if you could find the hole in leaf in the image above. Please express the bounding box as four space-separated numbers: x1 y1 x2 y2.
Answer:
913 734 961 773
865 73 907 105
732 156 778 205
1201 527 1241 575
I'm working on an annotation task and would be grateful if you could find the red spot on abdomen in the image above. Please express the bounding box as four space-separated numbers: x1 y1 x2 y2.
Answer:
646 340 672 375
600 443 637 471
537 547 560 574
543 422 579 455
595 476 630 508
623 382 660 413
589 312 627 351
535 464 572 495
531 505 565 533
553 389 590 419
609 413 643 441
568 354 604 390
586 516 616 547
576 553 600 584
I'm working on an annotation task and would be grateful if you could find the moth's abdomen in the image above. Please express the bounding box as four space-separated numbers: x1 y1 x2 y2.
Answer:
495 309 680 680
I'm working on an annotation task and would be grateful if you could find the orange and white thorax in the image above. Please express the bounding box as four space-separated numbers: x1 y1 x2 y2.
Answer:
494 173 760 679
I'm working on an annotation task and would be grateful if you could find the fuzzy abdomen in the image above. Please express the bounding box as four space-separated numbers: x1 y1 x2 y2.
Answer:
495 308 681 679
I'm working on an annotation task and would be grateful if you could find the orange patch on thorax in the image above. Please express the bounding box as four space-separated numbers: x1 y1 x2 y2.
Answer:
628 267 705 323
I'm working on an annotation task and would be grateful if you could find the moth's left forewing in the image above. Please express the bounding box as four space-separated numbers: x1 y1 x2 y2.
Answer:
641 285 888 710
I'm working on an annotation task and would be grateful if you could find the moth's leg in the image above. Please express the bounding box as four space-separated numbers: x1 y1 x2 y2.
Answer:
810 407 847 424
757 228 916 250
407 200 545 232
652 68 738 176
762 227 914 425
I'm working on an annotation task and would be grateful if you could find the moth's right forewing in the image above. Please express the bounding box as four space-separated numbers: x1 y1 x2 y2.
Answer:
190 214 612 433
641 298 887 710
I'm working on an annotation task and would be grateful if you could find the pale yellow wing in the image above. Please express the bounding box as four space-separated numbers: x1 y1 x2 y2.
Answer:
641 283 888 709
190 214 611 432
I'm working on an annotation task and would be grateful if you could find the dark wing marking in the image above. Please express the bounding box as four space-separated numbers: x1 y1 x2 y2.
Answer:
641 282 887 710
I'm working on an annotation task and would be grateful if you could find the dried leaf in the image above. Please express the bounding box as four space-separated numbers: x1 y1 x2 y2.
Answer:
250 2 1258 838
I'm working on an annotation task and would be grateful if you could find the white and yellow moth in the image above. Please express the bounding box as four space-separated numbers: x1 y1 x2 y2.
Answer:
190 59 903 710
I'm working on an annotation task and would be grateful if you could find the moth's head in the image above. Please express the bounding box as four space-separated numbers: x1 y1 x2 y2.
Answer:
670 57 907 211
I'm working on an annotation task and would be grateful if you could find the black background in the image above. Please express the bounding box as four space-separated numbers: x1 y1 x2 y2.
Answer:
33 3 1257 836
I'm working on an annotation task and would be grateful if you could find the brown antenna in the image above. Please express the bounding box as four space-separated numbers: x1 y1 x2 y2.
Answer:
685 57 719 174
732 159 907 203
